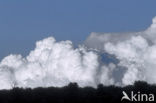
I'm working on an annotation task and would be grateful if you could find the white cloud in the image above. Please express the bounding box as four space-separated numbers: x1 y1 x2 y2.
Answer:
1 17 156 89
0 37 114 89
85 16 156 85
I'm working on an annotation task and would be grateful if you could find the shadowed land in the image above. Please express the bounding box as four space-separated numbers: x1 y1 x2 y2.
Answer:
0 81 155 103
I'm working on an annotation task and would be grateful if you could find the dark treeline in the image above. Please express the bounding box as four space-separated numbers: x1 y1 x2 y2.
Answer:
0 81 156 103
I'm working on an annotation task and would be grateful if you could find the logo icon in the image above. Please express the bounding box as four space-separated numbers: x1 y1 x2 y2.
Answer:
121 91 131 101
121 91 154 102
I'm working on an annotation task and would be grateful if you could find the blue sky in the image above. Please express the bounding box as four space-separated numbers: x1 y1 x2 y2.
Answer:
0 0 156 59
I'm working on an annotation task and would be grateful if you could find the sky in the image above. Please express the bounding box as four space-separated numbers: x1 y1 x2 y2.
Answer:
0 0 156 60
1 0 156 89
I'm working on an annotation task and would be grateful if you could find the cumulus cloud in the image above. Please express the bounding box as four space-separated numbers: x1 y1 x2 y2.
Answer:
0 37 114 89
85 16 156 85
1 17 156 90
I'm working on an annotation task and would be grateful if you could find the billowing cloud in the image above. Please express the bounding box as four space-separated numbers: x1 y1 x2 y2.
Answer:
1 17 156 90
85 17 156 49
85 16 156 85
0 37 114 90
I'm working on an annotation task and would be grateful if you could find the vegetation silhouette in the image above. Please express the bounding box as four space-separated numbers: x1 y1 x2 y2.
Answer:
0 81 155 103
